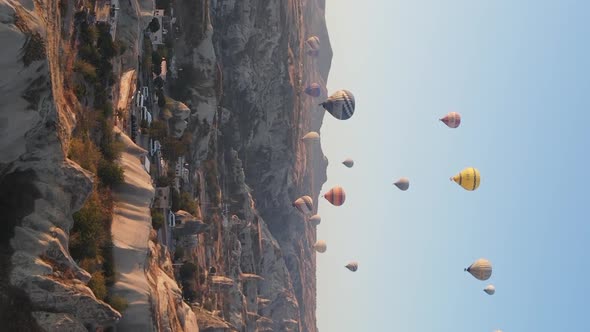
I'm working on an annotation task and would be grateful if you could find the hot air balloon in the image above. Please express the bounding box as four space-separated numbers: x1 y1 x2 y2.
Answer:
309 214 321 226
440 112 461 128
313 240 327 253
301 131 320 142
345 261 358 272
293 196 313 215
320 90 355 120
394 177 410 191
306 36 320 56
342 158 354 168
465 258 492 281
451 167 481 191
304 83 321 97
323 186 346 206
484 284 496 295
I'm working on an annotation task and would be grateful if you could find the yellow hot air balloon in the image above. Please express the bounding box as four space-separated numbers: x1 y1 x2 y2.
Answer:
313 240 327 253
451 167 481 191
301 131 320 142
465 258 492 281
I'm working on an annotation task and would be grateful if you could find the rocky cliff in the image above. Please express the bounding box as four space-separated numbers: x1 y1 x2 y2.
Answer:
171 0 332 331
0 0 121 330
0 0 197 330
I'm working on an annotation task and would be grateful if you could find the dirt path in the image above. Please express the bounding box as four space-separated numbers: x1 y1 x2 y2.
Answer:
111 127 156 331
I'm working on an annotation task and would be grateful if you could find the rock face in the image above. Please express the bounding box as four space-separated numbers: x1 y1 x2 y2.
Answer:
0 0 198 331
0 0 121 330
172 0 331 331
147 235 200 332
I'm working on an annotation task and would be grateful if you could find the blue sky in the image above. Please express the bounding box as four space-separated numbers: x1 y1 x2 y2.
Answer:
316 1 590 331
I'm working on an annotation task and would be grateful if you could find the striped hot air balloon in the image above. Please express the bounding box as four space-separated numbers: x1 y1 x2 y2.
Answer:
301 131 320 142
313 240 327 253
309 214 321 226
306 36 320 56
293 196 313 215
440 112 461 128
451 167 481 191
342 158 354 168
394 177 410 191
321 90 355 120
324 186 346 206
305 83 322 97
345 261 358 272
465 258 492 281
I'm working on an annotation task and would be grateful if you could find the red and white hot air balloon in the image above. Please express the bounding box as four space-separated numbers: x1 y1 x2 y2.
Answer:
323 186 346 206
440 112 461 128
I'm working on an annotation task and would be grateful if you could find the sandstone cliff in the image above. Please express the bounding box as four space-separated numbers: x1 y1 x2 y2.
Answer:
170 0 332 331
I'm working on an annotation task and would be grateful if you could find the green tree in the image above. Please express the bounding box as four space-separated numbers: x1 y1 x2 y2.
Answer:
97 160 124 187
180 262 197 280
148 18 160 33
149 120 168 141
151 210 164 230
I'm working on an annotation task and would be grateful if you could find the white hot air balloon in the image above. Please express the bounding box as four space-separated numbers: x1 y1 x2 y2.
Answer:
393 177 410 191
484 284 496 295
342 158 354 168
309 215 321 226
345 261 358 272
465 258 492 281
313 240 327 253
301 131 320 142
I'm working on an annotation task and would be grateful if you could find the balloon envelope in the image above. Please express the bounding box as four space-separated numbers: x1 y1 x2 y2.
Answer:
451 167 481 191
305 83 321 97
324 186 346 206
342 158 354 168
301 132 320 141
306 36 320 56
293 196 313 215
394 177 410 191
465 258 492 281
440 112 461 128
321 90 355 120
313 240 327 253
484 284 496 295
309 214 321 226
345 261 358 272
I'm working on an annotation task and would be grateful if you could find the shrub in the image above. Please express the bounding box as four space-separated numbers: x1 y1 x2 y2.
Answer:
156 175 172 187
148 18 160 33
74 60 97 82
148 120 168 141
101 240 116 286
88 271 107 300
162 137 187 161
151 209 164 230
21 33 46 67
108 295 129 313
179 192 197 216
68 138 102 173
170 188 180 212
157 92 166 107
180 262 197 280
70 192 108 259
174 247 184 261
97 160 124 187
